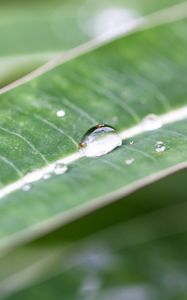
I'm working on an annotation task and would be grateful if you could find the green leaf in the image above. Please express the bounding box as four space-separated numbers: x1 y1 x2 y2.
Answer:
0 7 186 249
0 169 187 299
0 0 185 87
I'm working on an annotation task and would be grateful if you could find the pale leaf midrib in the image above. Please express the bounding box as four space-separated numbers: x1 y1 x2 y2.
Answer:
0 1 186 254
0 105 186 256
0 106 187 200
0 161 187 257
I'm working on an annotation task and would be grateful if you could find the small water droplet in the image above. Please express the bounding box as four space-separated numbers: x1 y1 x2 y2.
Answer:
22 183 31 191
56 110 65 118
54 162 68 175
155 141 166 153
43 173 51 180
79 124 122 157
129 140 134 145
125 158 135 165
142 114 162 131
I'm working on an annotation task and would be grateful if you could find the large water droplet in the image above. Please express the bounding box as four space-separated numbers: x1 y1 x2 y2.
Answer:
54 162 68 175
142 114 162 131
56 110 65 118
79 124 122 157
125 158 135 165
155 141 166 153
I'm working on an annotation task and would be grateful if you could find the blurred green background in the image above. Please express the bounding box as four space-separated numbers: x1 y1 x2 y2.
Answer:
0 169 186 299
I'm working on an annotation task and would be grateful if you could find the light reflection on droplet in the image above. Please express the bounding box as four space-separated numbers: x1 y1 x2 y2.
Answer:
22 183 31 192
79 124 122 158
125 158 135 165
54 162 68 175
43 173 52 180
56 110 66 118
155 141 166 153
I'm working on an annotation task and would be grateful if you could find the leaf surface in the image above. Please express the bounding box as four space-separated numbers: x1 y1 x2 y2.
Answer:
1 169 187 299
0 14 186 248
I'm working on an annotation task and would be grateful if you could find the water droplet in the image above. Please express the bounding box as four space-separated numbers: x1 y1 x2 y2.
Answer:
54 162 68 175
129 140 134 145
79 124 122 157
22 183 31 191
155 141 166 153
56 110 65 117
43 173 51 180
142 114 162 131
125 158 135 165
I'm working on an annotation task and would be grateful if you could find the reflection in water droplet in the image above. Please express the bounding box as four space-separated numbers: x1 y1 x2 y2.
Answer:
43 173 51 180
22 183 31 192
79 124 122 157
54 162 68 175
56 110 65 117
155 141 166 153
142 114 162 131
125 158 135 165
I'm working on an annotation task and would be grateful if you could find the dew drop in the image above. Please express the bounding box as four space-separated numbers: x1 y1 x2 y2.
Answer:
142 114 162 131
54 162 68 175
79 124 122 157
56 110 65 118
125 158 135 165
43 173 51 180
155 141 166 153
22 183 31 191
